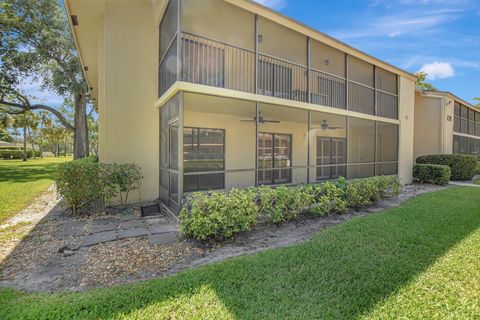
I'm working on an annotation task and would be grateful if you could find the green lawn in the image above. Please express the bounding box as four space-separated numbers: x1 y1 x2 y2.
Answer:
1 187 479 319
0 157 71 223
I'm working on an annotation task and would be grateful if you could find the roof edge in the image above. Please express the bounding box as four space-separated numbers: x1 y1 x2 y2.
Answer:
227 0 417 81
419 90 479 110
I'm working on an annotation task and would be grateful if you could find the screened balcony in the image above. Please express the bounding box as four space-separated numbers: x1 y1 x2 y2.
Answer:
158 0 400 120
160 92 399 212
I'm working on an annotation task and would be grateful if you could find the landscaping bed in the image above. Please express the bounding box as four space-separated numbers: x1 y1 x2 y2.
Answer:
1 186 479 319
1 182 443 292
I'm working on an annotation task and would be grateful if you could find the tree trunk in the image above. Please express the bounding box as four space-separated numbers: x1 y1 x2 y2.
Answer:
64 133 67 157
22 114 27 161
39 116 44 159
27 126 36 159
73 92 87 159
85 112 90 157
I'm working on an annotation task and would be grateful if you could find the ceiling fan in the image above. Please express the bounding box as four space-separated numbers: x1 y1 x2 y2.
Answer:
241 112 280 124
313 120 343 131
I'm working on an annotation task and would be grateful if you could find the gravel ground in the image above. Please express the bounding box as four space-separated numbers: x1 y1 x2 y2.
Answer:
0 183 445 292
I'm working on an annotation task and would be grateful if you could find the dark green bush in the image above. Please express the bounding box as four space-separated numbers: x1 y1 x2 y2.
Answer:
476 161 480 175
416 154 477 180
344 176 401 209
56 160 143 214
56 160 100 214
257 186 311 223
0 149 37 159
110 163 143 206
303 181 347 217
179 188 258 240
413 164 451 185
0 146 21 150
180 175 402 240
78 155 99 163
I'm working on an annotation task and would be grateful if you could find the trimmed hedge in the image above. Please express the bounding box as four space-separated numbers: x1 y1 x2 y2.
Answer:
0 146 21 150
413 164 451 185
0 149 41 159
56 159 142 214
179 188 258 240
416 154 477 181
180 176 401 241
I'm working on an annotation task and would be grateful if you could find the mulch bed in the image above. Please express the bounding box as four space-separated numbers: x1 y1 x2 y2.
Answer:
0 183 445 292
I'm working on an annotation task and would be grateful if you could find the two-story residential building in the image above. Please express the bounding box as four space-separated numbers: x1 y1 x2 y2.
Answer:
414 90 480 160
65 0 416 211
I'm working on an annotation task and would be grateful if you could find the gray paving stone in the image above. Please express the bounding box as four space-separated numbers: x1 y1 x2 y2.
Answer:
89 222 118 233
119 219 145 229
119 215 137 221
148 224 178 234
94 217 119 225
117 227 149 240
148 232 178 245
56 227 86 239
63 220 88 228
144 217 168 225
82 231 117 247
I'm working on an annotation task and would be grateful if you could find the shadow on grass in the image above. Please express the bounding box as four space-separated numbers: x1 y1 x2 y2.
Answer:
0 160 62 183
1 187 480 319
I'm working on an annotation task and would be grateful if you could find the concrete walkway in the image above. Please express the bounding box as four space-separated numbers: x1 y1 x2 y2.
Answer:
449 181 480 187
56 214 180 251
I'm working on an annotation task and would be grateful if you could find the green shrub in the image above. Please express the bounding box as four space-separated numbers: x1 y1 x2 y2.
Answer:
111 163 143 206
179 188 259 240
0 149 36 160
180 176 402 240
56 160 100 214
416 154 477 180
96 163 118 211
413 164 451 185
56 160 143 214
257 186 311 224
303 182 347 217
476 161 480 175
344 176 401 208
0 146 21 150
78 155 99 163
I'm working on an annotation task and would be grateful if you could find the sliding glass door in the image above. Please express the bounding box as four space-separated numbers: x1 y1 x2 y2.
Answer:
316 137 346 180
257 132 292 185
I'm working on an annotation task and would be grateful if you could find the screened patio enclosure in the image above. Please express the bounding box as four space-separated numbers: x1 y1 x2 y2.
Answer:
160 92 399 211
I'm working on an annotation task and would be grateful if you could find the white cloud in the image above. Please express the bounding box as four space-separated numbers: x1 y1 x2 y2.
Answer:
253 0 288 10
419 62 455 79
333 8 462 40
398 0 469 4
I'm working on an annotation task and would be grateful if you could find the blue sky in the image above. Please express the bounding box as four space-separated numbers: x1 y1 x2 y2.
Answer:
256 0 480 104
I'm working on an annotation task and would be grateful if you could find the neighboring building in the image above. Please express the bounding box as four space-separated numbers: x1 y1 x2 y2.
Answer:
414 90 480 161
65 0 416 211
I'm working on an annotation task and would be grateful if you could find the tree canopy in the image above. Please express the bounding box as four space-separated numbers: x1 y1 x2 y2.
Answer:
0 0 90 158
415 72 438 91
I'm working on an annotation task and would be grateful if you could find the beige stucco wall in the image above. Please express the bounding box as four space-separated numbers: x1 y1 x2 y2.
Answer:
99 0 159 202
413 93 442 160
75 0 416 206
398 76 415 184
181 0 255 50
443 97 455 154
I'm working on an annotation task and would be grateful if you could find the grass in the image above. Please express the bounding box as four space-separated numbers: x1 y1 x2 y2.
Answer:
0 221 32 241
1 186 479 319
0 157 71 223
